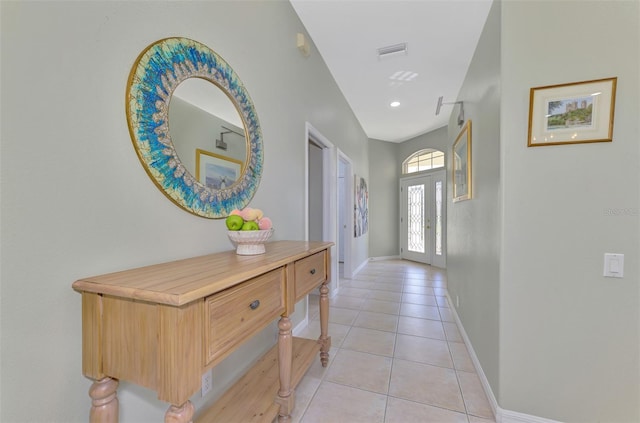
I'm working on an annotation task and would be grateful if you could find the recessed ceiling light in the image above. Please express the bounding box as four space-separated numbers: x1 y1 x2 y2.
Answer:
390 101 401 108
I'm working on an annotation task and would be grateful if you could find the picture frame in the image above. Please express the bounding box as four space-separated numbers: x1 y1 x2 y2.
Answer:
354 175 369 237
195 148 243 190
452 120 472 203
528 77 617 147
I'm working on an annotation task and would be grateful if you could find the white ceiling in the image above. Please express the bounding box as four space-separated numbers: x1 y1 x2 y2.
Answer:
290 0 493 143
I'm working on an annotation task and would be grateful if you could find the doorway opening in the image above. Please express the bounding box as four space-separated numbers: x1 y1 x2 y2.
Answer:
305 123 346 293
338 151 353 279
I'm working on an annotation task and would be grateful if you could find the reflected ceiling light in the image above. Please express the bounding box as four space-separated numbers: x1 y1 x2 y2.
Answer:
390 101 401 108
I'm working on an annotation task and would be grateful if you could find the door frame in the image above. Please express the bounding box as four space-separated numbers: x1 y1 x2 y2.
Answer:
338 150 354 278
399 169 447 267
400 174 432 264
431 170 446 268
304 122 345 295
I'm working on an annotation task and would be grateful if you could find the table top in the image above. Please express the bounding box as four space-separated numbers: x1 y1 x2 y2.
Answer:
72 240 333 306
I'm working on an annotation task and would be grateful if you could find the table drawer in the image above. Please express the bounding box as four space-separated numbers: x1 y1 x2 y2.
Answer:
205 268 285 366
294 251 327 301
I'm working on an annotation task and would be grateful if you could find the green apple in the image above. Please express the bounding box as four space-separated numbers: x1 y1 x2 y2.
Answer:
241 220 259 231
226 215 244 231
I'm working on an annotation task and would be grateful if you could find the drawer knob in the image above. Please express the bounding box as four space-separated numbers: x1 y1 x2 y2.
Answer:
310 268 316 275
249 300 260 310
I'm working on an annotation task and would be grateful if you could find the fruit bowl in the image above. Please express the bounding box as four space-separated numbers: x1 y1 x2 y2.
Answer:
227 229 274 255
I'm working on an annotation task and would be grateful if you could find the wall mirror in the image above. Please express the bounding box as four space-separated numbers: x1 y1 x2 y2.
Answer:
126 37 263 218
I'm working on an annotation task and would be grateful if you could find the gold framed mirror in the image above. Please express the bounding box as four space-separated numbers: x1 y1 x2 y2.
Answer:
126 37 263 218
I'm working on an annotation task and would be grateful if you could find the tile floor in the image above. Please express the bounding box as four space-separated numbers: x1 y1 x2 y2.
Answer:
292 259 495 423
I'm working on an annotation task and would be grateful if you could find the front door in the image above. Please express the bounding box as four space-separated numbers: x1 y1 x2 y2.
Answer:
400 175 431 264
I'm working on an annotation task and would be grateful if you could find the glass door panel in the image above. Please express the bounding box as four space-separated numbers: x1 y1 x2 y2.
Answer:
400 175 431 264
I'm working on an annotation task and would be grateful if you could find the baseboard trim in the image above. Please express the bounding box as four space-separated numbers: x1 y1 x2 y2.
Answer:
500 408 563 423
444 291 500 418
352 258 369 276
444 292 562 423
292 315 308 337
368 255 401 261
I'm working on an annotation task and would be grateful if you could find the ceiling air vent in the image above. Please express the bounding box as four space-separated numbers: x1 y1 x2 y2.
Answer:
377 43 408 59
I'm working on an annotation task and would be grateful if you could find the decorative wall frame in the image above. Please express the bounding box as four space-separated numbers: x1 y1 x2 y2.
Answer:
195 149 243 190
528 77 617 147
354 175 368 237
452 120 472 202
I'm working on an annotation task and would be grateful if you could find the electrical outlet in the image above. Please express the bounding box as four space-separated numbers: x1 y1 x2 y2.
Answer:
201 369 212 397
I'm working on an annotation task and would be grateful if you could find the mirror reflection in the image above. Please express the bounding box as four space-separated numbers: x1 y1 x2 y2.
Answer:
170 78 247 189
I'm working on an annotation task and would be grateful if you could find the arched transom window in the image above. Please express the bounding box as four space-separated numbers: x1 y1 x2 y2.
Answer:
403 149 445 174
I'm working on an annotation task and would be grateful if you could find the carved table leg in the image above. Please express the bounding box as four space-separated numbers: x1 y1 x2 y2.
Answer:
89 377 119 423
318 282 331 367
165 401 194 423
276 316 294 422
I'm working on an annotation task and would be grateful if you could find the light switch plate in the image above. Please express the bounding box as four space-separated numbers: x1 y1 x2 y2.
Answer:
604 253 624 278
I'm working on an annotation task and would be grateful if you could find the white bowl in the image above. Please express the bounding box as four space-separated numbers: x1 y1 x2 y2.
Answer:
227 229 274 255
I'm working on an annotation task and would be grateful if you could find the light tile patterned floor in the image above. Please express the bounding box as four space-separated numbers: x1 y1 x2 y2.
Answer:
293 259 495 423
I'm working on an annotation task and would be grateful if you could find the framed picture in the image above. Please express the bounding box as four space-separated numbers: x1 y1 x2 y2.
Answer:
195 149 243 190
528 77 617 147
354 175 369 238
452 120 472 203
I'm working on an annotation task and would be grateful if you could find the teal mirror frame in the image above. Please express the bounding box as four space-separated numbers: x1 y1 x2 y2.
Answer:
126 37 263 219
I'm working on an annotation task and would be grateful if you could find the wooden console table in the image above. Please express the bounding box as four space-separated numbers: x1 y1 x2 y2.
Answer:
72 240 333 422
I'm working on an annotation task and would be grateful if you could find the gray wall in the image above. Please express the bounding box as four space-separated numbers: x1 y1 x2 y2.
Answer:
500 1 639 421
366 2 639 421
446 0 501 398
368 139 399 257
368 127 449 258
396 126 449 178
0 2 370 422
448 1 640 421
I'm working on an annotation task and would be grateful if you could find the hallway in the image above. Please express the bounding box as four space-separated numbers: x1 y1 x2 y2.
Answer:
293 259 495 422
